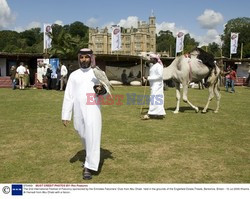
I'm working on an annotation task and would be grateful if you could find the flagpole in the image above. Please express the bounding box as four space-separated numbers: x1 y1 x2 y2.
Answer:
240 43 243 59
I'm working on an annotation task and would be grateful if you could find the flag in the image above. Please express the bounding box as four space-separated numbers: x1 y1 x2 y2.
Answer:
176 32 185 54
230 32 239 54
111 26 121 51
44 24 52 50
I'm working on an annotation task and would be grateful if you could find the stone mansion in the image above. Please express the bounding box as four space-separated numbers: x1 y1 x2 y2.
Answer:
88 15 156 55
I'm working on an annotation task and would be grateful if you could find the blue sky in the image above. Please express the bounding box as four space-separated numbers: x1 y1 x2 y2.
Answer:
1 0 250 45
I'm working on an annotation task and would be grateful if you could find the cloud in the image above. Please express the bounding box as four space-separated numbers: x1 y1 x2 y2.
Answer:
195 29 222 46
156 22 188 36
156 20 222 46
0 0 15 29
98 16 139 32
54 20 64 26
117 16 139 28
86 17 99 27
197 9 224 29
14 20 63 32
14 21 41 32
27 21 41 29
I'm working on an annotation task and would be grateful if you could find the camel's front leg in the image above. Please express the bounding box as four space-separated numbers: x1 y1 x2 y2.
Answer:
174 83 181 114
202 85 214 113
214 84 221 113
182 84 199 113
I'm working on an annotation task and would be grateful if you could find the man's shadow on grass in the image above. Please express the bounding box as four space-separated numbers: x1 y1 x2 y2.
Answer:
69 148 114 176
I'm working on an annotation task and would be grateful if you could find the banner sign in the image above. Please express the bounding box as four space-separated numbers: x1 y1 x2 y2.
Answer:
230 32 239 54
176 32 185 54
111 26 121 51
44 24 52 50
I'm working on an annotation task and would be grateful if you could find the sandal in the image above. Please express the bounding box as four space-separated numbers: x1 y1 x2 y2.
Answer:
83 168 92 180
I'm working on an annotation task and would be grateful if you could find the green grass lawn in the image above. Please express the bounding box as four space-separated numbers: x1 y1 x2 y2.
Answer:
0 86 249 183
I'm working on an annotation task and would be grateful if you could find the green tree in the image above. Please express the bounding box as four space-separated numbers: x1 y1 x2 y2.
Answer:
0 30 20 51
156 30 175 56
68 21 88 38
221 17 250 58
183 33 199 53
20 28 43 47
156 31 199 56
208 42 221 57
0 28 43 53
48 28 88 60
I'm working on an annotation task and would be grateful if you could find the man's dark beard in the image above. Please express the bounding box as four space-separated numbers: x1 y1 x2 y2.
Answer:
80 62 91 68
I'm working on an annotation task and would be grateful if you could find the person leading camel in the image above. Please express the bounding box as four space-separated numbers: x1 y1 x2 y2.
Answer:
142 53 166 120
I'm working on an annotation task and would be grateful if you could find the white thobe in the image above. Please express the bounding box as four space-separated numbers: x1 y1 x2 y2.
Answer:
37 67 45 83
62 67 102 171
147 63 166 116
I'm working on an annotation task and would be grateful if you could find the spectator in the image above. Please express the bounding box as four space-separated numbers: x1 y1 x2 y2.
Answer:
121 69 130 85
37 64 44 84
56 65 61 90
128 69 135 78
10 66 17 90
46 64 53 90
16 62 26 90
60 63 68 91
229 67 237 93
225 66 231 92
24 65 30 88
136 70 141 78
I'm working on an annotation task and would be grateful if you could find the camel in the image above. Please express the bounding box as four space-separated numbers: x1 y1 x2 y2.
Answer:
162 48 221 113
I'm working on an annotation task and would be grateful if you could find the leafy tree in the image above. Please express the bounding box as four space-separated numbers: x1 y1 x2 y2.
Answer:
3 44 19 52
68 21 88 38
48 27 88 60
156 30 175 56
183 33 199 53
19 28 43 47
0 29 43 53
0 21 89 55
221 17 250 58
0 30 20 51
156 31 198 56
51 24 64 37
208 42 221 57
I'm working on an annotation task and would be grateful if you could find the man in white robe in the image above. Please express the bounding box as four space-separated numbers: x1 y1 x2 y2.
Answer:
142 54 166 120
62 48 106 180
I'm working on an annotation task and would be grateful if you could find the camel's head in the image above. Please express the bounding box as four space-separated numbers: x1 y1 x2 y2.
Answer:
140 52 163 66
139 52 153 61
189 48 200 58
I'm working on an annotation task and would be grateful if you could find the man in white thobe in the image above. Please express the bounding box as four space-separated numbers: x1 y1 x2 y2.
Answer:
60 63 68 91
142 54 166 120
62 48 106 180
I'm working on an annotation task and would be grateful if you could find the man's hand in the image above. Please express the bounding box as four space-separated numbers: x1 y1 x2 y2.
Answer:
62 120 70 127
